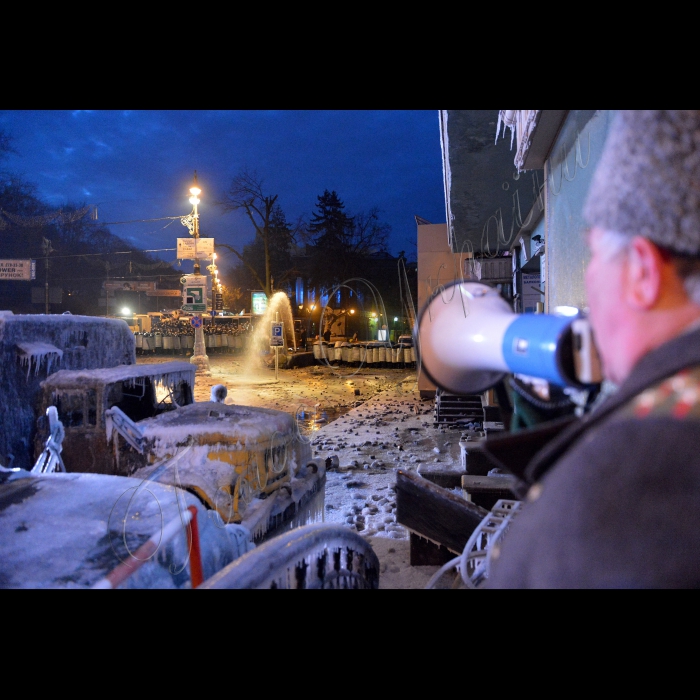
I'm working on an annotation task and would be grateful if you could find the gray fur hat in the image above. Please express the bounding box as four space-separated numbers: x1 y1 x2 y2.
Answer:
583 110 700 256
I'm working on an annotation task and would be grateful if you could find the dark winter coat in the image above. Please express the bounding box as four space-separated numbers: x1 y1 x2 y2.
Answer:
485 325 700 589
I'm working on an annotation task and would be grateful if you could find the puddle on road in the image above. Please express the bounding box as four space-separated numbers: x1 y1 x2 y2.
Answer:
295 406 350 436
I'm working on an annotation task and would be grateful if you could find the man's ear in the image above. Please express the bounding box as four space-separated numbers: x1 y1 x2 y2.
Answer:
625 236 665 309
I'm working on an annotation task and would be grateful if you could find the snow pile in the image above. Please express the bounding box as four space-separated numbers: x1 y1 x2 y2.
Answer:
137 402 296 449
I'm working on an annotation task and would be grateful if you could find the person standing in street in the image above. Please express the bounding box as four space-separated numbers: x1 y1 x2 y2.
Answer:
485 111 700 588
323 327 331 343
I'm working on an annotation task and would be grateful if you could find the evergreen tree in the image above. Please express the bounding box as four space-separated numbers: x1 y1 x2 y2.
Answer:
304 190 390 292
307 189 354 251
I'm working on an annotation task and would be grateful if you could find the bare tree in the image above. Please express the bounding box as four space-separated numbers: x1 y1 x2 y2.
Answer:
216 169 301 298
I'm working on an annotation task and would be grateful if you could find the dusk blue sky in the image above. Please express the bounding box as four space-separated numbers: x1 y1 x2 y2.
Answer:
0 110 447 274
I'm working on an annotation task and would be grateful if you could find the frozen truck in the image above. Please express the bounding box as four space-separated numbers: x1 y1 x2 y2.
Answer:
0 312 325 544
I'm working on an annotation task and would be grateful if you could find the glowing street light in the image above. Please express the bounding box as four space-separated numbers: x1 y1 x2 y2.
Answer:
121 307 131 316
189 174 201 273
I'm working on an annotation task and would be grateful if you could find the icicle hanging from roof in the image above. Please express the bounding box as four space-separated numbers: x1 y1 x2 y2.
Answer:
496 110 540 173
16 342 64 379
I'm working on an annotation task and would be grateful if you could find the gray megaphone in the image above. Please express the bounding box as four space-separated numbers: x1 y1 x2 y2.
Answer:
414 281 602 395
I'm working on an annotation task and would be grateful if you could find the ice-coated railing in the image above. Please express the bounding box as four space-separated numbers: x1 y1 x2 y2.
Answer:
198 522 380 589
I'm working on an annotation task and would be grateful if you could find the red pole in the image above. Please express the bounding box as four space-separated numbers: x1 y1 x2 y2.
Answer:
92 507 194 589
186 505 204 588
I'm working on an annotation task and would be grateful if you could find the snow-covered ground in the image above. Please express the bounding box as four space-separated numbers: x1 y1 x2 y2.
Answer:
137 352 466 589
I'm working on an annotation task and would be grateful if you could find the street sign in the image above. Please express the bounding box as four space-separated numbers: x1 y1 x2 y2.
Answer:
191 315 203 328
271 321 284 347
32 287 63 304
214 292 223 310
104 281 156 292
146 289 181 297
0 259 35 281
177 238 215 260
182 273 208 312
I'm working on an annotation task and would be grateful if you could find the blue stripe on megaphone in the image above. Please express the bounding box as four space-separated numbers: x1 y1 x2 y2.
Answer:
502 314 575 386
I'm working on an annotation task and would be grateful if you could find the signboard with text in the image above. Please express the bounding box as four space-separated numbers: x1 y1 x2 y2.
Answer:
0 259 35 281
177 238 215 260
521 273 543 314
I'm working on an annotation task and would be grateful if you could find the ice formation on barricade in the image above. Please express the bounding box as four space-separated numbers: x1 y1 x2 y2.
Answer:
0 314 136 471
16 342 64 379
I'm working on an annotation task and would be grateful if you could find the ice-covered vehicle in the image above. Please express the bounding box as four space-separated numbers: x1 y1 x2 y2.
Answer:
1 312 324 545
34 360 323 541
0 466 255 589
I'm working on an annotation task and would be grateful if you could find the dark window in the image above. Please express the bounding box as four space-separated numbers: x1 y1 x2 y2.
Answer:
56 393 84 428
87 389 97 426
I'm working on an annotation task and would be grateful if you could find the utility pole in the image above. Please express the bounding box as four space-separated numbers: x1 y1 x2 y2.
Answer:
105 260 111 316
42 237 53 314
187 172 210 375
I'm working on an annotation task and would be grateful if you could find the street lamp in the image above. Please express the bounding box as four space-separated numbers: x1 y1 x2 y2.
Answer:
207 252 222 313
189 175 201 274
305 304 316 337
187 171 210 375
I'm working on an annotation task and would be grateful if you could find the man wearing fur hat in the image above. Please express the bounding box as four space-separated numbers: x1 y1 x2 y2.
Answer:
486 111 700 588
